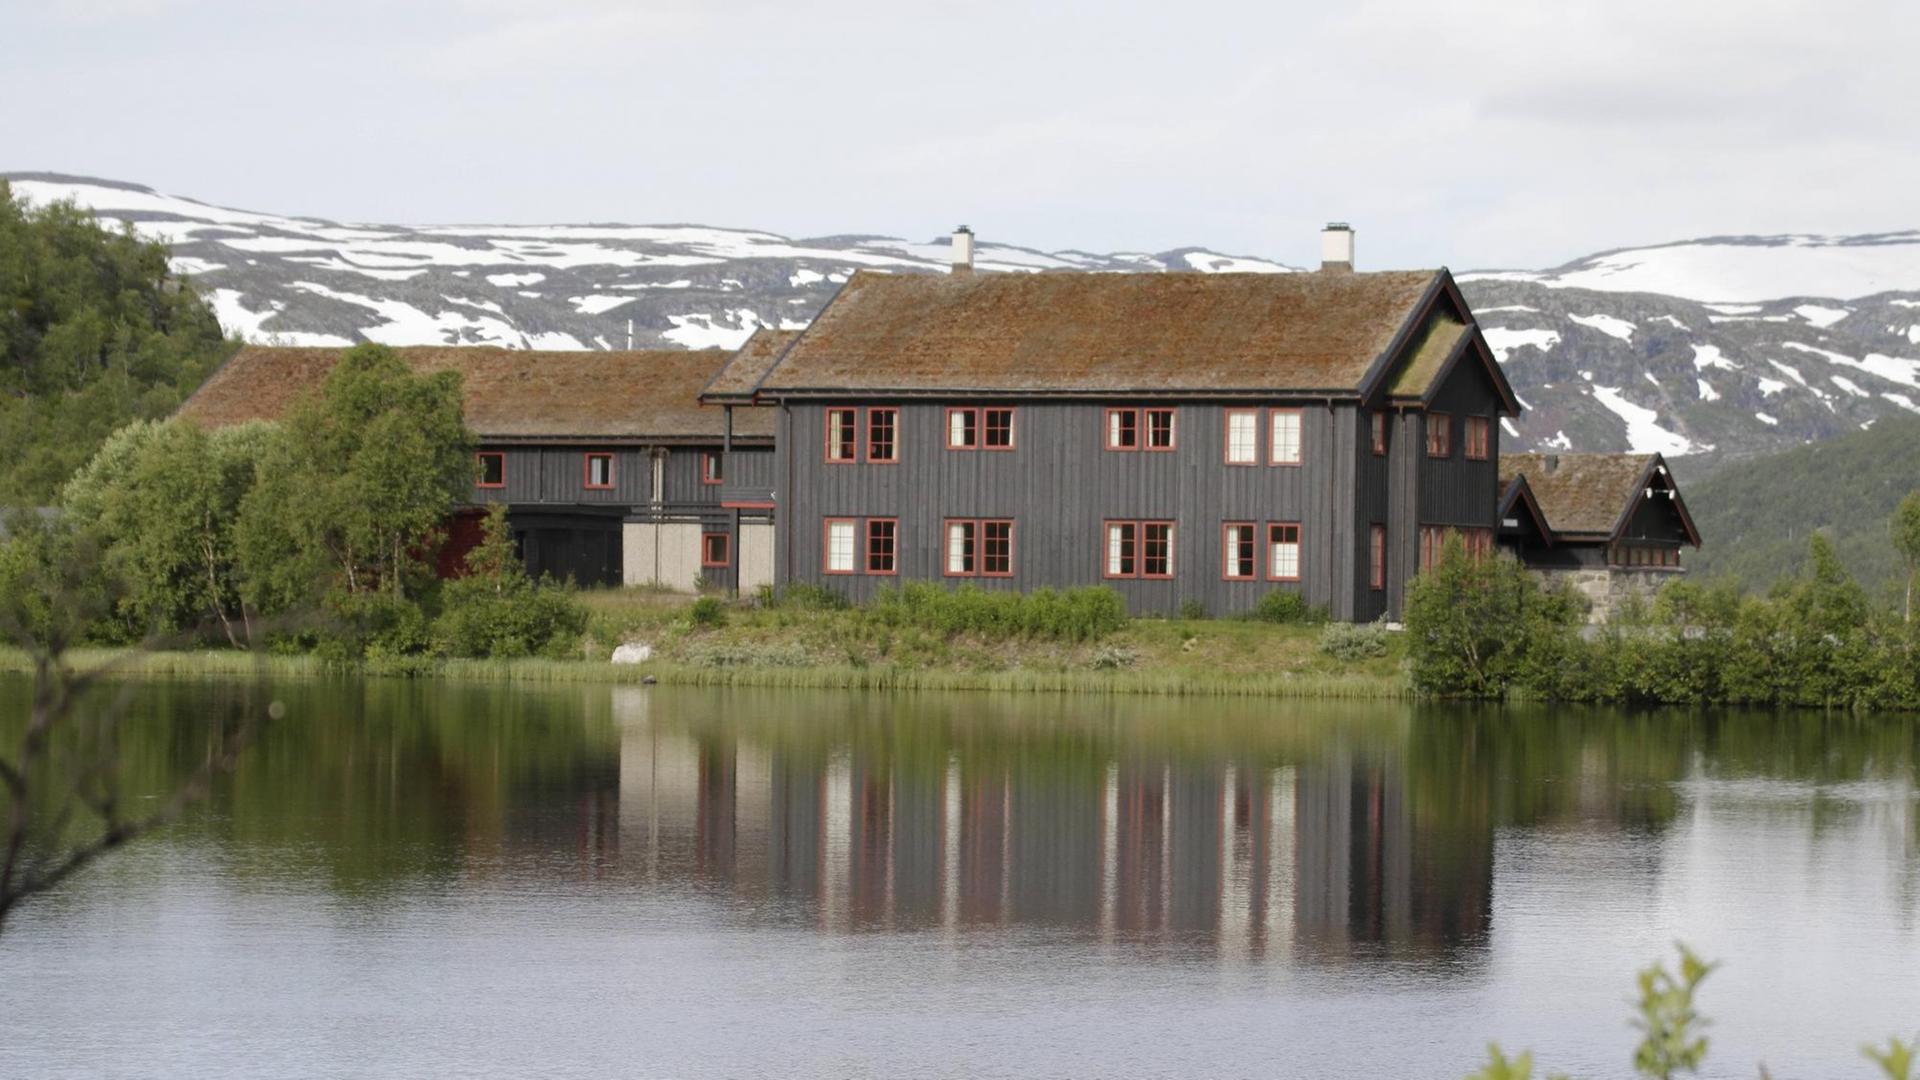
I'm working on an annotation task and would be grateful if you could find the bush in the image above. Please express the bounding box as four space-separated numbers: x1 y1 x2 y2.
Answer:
689 596 727 628
679 642 813 668
777 583 849 610
1090 643 1138 670
1247 590 1326 625
431 506 587 659
864 583 1127 643
325 590 432 660
1318 619 1390 661
1178 599 1206 621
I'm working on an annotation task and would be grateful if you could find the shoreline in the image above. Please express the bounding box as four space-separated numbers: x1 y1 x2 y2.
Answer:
0 645 1411 699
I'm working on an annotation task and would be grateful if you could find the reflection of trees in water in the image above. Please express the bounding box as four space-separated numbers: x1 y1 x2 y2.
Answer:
35 677 1918 945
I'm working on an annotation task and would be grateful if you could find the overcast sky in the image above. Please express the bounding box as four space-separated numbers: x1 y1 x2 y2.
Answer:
3 0 1914 269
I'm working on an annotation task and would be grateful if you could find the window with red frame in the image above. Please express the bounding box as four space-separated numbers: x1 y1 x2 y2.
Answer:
867 408 897 462
701 532 730 567
945 520 976 575
700 451 723 485
946 408 978 449
826 409 858 462
983 407 1015 449
866 519 897 574
1145 408 1176 450
1419 525 1445 571
982 521 1013 576
1224 409 1259 465
1142 522 1174 577
1104 521 1136 577
584 453 614 489
1223 523 1256 580
1369 524 1386 589
477 452 505 488
1267 523 1301 581
1269 409 1302 465
1465 416 1491 460
1106 409 1139 450
1370 411 1387 456
1426 413 1452 458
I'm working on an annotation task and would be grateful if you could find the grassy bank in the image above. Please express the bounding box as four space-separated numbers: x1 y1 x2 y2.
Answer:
0 589 1411 699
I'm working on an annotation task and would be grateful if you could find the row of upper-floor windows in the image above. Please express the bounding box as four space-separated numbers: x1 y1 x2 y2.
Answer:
822 407 1493 465
473 450 727 490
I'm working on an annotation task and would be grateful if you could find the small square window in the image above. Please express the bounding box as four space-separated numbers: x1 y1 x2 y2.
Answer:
701 451 724 485
1145 408 1176 450
701 532 730 567
584 453 614 489
477 452 505 488
983 408 1015 449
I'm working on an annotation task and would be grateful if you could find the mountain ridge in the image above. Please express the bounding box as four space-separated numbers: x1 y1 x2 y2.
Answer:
10 171 1920 460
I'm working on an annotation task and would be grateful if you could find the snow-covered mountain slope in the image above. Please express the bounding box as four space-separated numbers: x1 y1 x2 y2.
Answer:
2 173 1292 353
9 172 1920 461
1460 232 1920 304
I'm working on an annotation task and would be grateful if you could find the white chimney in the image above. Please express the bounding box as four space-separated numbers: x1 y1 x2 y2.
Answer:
951 225 975 275
1320 222 1354 273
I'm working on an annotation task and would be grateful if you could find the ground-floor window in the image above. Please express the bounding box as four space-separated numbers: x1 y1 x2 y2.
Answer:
1420 524 1494 570
1267 523 1301 581
825 518 856 574
948 519 1014 577
1105 520 1174 579
702 532 730 567
1611 542 1681 568
1223 523 1257 580
866 519 898 574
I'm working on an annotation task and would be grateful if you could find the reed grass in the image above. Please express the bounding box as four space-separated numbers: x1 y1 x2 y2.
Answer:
0 647 1409 699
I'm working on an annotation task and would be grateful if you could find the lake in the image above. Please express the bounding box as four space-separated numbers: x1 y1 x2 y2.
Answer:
1 676 1915 1078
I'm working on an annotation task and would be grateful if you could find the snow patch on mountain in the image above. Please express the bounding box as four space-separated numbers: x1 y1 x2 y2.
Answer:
1590 386 1697 454
1568 313 1635 342
1481 327 1561 363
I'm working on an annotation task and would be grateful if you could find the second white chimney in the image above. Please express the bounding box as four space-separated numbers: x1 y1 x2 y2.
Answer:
951 225 975 275
1320 222 1355 273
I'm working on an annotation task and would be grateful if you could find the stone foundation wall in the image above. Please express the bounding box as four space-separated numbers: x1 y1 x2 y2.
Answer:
1538 567 1682 624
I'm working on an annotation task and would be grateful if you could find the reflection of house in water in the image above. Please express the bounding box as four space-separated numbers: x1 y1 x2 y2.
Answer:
615 691 1490 964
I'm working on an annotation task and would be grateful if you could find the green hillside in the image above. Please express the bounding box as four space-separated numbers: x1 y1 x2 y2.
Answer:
1683 415 1920 601
0 180 234 505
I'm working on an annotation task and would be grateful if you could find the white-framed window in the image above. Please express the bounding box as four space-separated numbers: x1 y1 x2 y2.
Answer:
1225 409 1258 464
1269 409 1301 465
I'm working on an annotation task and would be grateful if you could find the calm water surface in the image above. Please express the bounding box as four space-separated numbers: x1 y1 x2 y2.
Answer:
0 677 1915 1079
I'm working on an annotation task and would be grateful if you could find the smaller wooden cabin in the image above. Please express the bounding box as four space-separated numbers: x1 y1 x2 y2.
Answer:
177 345 776 592
1497 452 1701 621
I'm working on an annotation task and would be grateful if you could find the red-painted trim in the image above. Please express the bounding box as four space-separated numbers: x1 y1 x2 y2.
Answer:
1369 523 1386 590
1223 408 1259 465
1426 412 1452 458
982 519 1014 577
1267 407 1303 466
823 517 857 575
942 519 977 577
700 450 723 485
721 500 776 510
1101 520 1137 579
1221 522 1257 581
982 406 1016 451
1104 408 1139 451
1144 407 1177 452
944 406 977 450
825 408 858 463
476 451 506 489
1266 522 1302 582
866 406 899 464
701 531 731 568
1464 416 1490 460
583 452 614 489
865 517 899 575
1370 411 1387 456
1141 520 1175 579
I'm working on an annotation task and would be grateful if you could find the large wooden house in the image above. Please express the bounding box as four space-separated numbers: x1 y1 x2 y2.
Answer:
178 346 775 591
704 229 1522 619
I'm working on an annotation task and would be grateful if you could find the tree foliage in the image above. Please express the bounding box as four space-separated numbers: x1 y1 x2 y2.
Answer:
433 504 586 659
1403 535 1584 698
0 180 234 505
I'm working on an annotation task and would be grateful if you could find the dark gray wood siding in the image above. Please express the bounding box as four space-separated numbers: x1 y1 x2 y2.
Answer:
470 445 652 506
774 400 1367 616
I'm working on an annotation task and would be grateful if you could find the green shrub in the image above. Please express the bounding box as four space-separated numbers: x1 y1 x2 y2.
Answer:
864 583 1126 643
689 596 727 628
431 505 587 659
1318 619 1390 660
1178 599 1207 621
777 583 849 610
325 590 432 660
1247 590 1325 625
